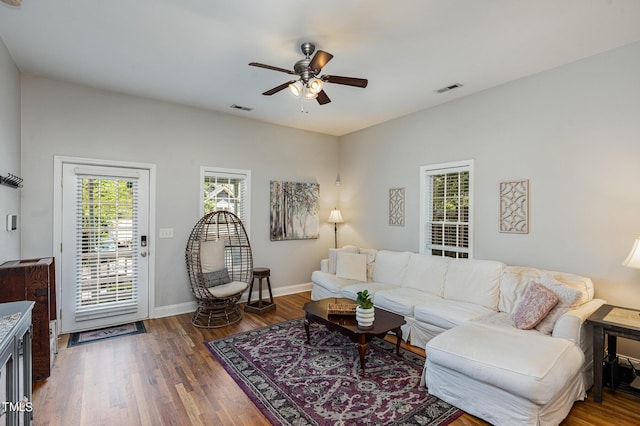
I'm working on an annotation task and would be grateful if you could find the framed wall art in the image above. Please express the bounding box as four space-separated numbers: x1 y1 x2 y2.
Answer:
389 187 405 226
499 179 529 234
270 180 320 241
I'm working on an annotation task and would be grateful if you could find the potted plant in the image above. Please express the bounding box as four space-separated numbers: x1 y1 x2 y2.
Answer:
356 290 375 328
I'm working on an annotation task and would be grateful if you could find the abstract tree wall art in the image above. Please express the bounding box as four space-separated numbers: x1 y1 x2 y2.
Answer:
270 181 320 241
499 179 529 233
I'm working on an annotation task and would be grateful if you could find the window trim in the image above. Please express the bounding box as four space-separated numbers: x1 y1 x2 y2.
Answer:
419 160 474 258
200 166 251 235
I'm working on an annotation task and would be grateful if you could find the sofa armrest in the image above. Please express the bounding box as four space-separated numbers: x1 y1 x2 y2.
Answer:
552 298 606 344
320 259 329 273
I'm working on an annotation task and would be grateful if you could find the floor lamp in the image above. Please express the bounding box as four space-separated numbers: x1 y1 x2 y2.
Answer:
328 209 344 249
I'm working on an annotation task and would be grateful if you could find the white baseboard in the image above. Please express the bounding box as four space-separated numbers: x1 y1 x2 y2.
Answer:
150 282 312 319
152 301 197 319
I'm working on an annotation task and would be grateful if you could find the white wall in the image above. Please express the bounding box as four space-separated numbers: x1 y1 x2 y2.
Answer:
20 76 340 312
340 42 640 356
0 35 21 264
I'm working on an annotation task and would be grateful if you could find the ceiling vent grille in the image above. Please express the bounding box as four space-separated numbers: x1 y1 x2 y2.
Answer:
230 104 253 112
435 83 463 94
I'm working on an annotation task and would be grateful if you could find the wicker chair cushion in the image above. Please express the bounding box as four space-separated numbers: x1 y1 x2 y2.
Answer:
207 281 248 298
200 239 225 273
203 268 231 288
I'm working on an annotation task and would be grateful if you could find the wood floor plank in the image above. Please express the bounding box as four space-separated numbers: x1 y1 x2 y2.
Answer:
32 291 640 425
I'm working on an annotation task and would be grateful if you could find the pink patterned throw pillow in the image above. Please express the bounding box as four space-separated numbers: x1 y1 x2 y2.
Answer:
512 282 559 330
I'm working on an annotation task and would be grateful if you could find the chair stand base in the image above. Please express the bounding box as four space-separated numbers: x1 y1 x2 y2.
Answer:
191 303 243 328
244 301 276 314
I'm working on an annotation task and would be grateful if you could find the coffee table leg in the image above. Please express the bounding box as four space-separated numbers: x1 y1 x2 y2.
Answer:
394 327 403 356
304 316 311 344
356 335 369 376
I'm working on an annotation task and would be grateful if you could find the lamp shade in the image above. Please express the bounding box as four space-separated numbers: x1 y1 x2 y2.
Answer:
622 237 640 269
308 78 324 94
328 209 344 224
288 81 303 97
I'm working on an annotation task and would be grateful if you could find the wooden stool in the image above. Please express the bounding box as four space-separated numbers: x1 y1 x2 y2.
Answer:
245 267 275 314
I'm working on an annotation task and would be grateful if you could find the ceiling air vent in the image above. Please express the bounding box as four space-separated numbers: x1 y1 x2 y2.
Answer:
230 104 253 112
435 83 463 94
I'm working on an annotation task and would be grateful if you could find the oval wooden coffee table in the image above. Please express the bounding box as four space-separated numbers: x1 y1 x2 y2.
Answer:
303 297 406 375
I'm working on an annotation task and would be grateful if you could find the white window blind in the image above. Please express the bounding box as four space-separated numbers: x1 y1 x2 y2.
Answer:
74 174 139 321
201 167 251 232
421 161 473 259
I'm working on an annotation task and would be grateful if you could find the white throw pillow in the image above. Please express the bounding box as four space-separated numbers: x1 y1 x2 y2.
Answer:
336 252 367 282
328 245 359 274
200 239 225 273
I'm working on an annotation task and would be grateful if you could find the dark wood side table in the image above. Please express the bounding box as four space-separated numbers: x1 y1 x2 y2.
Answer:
587 304 640 403
245 267 275 314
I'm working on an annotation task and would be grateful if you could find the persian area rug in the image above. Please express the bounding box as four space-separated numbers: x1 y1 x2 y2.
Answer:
205 318 463 426
67 321 146 347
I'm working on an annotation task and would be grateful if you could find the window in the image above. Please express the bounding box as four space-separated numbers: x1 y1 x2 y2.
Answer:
200 167 251 232
420 160 473 258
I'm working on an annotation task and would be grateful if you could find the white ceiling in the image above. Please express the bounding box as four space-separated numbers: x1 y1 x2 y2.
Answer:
1 1 640 136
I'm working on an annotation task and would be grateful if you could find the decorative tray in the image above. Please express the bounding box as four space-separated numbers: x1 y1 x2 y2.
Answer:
327 303 358 315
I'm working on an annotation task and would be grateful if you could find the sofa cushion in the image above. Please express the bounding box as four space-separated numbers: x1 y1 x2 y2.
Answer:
401 253 448 296
535 273 583 335
328 245 359 274
311 270 364 296
499 266 594 314
372 250 411 285
426 324 584 404
512 282 558 330
444 258 504 310
359 248 378 281
341 282 399 302
374 288 442 317
414 299 495 330
335 252 367 282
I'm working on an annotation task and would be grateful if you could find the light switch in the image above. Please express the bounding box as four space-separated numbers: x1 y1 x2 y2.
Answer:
6 214 17 231
159 228 174 239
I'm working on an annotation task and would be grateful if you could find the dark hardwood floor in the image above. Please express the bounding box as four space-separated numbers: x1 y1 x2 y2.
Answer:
33 291 639 425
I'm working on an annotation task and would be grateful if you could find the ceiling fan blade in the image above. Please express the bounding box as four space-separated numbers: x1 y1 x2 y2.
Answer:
249 62 296 75
316 90 331 105
322 75 368 88
262 81 296 96
309 50 333 73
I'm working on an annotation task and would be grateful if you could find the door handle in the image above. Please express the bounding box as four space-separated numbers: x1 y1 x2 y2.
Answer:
140 252 147 257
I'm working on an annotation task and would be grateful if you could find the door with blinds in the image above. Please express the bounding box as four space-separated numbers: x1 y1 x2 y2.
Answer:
60 163 150 333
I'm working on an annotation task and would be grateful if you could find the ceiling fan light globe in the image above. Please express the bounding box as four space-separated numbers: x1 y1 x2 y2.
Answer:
288 81 303 97
304 90 318 100
308 78 323 94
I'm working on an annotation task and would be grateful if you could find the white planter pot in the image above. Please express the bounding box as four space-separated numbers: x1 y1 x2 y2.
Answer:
356 306 375 328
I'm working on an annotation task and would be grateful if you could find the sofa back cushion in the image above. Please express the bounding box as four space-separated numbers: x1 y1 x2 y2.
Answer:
359 248 378 281
499 266 594 314
443 258 504 310
335 252 368 282
401 253 449 296
372 250 411 285
327 245 359 274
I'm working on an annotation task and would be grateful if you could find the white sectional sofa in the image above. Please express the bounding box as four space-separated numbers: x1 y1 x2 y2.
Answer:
311 247 605 426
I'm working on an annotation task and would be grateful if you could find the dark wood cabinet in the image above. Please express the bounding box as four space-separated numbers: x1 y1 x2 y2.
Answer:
0 257 57 381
